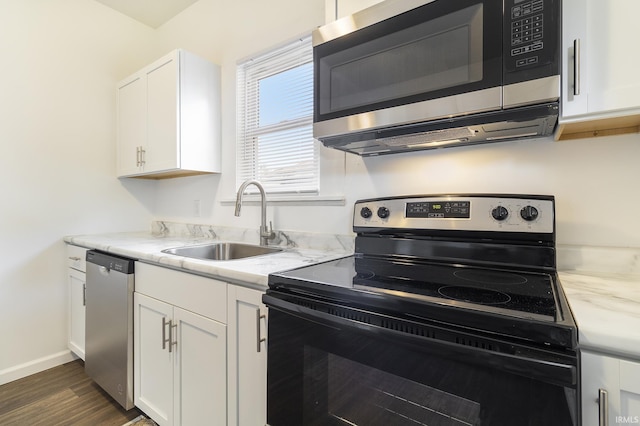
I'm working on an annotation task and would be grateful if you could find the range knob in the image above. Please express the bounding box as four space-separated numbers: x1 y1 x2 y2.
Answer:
491 206 509 221
360 207 372 219
377 206 390 219
520 205 539 222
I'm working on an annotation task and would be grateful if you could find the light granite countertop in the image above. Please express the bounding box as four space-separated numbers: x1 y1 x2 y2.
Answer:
64 226 640 359
559 271 640 360
64 222 353 288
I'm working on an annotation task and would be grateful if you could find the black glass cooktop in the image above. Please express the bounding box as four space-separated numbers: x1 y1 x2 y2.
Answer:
269 254 578 348
271 255 558 322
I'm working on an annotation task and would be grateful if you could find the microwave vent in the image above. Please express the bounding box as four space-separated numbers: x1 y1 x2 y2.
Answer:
379 127 476 147
318 103 559 156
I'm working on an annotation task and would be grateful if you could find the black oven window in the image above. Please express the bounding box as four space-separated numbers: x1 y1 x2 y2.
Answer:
303 347 481 426
266 307 577 426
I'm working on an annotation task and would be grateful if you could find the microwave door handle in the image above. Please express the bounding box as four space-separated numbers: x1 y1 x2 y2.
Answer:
573 38 581 96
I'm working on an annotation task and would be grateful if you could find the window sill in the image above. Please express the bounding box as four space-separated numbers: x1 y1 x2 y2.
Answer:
220 194 346 206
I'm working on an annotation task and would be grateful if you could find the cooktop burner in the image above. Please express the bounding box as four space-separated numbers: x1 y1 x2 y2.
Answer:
438 286 512 305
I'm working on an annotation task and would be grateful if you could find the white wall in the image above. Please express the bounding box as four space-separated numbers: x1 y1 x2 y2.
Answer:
151 0 640 249
0 0 156 382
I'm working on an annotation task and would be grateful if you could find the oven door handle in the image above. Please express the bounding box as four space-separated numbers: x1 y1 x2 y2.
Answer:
263 293 577 388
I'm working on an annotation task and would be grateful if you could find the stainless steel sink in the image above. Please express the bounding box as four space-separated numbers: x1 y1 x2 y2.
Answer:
161 242 282 261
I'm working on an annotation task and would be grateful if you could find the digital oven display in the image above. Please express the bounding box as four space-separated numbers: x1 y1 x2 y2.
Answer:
406 201 471 219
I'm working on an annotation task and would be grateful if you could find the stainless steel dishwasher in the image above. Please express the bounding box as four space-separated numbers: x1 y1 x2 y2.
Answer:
85 250 135 410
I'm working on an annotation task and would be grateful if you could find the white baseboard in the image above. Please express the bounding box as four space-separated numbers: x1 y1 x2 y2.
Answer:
0 350 78 386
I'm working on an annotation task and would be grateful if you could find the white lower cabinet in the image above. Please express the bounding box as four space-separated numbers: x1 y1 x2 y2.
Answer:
227 285 267 426
66 244 87 360
134 263 227 426
581 351 640 425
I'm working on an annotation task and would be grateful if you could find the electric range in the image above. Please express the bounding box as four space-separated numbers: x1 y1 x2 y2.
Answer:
264 194 579 426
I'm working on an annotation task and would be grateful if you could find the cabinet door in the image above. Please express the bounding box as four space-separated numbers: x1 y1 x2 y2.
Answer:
117 76 146 176
585 0 640 114
135 293 174 426
582 352 619 426
561 0 588 118
227 286 267 426
146 56 179 173
562 0 640 119
174 307 227 426
581 352 640 426
68 268 86 360
619 360 640 424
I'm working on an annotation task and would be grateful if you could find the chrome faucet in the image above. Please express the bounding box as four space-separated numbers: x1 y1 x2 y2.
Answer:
235 180 276 246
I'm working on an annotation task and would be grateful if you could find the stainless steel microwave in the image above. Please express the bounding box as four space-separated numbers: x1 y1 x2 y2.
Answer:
313 0 561 156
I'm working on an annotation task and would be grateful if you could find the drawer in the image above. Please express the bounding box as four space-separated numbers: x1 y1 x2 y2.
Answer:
135 262 227 324
67 244 88 272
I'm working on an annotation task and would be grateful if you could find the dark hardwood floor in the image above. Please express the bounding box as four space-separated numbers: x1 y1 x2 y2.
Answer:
0 360 143 425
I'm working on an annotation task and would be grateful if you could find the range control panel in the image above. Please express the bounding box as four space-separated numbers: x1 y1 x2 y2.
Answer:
353 195 554 233
406 201 471 219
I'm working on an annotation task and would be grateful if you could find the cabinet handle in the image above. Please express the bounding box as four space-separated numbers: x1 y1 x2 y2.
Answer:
256 309 266 352
162 317 171 350
136 146 141 167
573 38 581 96
82 284 86 306
140 148 146 167
162 317 178 352
169 321 177 353
598 389 608 426
68 256 81 261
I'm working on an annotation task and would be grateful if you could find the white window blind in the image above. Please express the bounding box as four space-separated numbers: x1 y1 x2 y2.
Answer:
236 35 318 194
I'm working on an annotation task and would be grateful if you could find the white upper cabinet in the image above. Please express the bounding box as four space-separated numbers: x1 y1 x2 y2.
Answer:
117 49 221 179
325 0 384 22
558 0 640 140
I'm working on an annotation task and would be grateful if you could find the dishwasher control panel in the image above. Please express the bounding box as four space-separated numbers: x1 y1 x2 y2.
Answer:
86 250 135 274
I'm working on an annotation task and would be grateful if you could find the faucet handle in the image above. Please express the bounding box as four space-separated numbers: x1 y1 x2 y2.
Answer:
260 221 276 241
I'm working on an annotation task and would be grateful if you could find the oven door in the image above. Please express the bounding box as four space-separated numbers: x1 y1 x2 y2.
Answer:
313 0 503 140
263 291 579 426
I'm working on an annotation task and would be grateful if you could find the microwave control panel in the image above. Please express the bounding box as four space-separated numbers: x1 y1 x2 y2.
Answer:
504 0 559 75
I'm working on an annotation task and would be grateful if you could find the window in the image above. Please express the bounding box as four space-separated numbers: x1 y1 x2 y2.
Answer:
236 35 317 195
